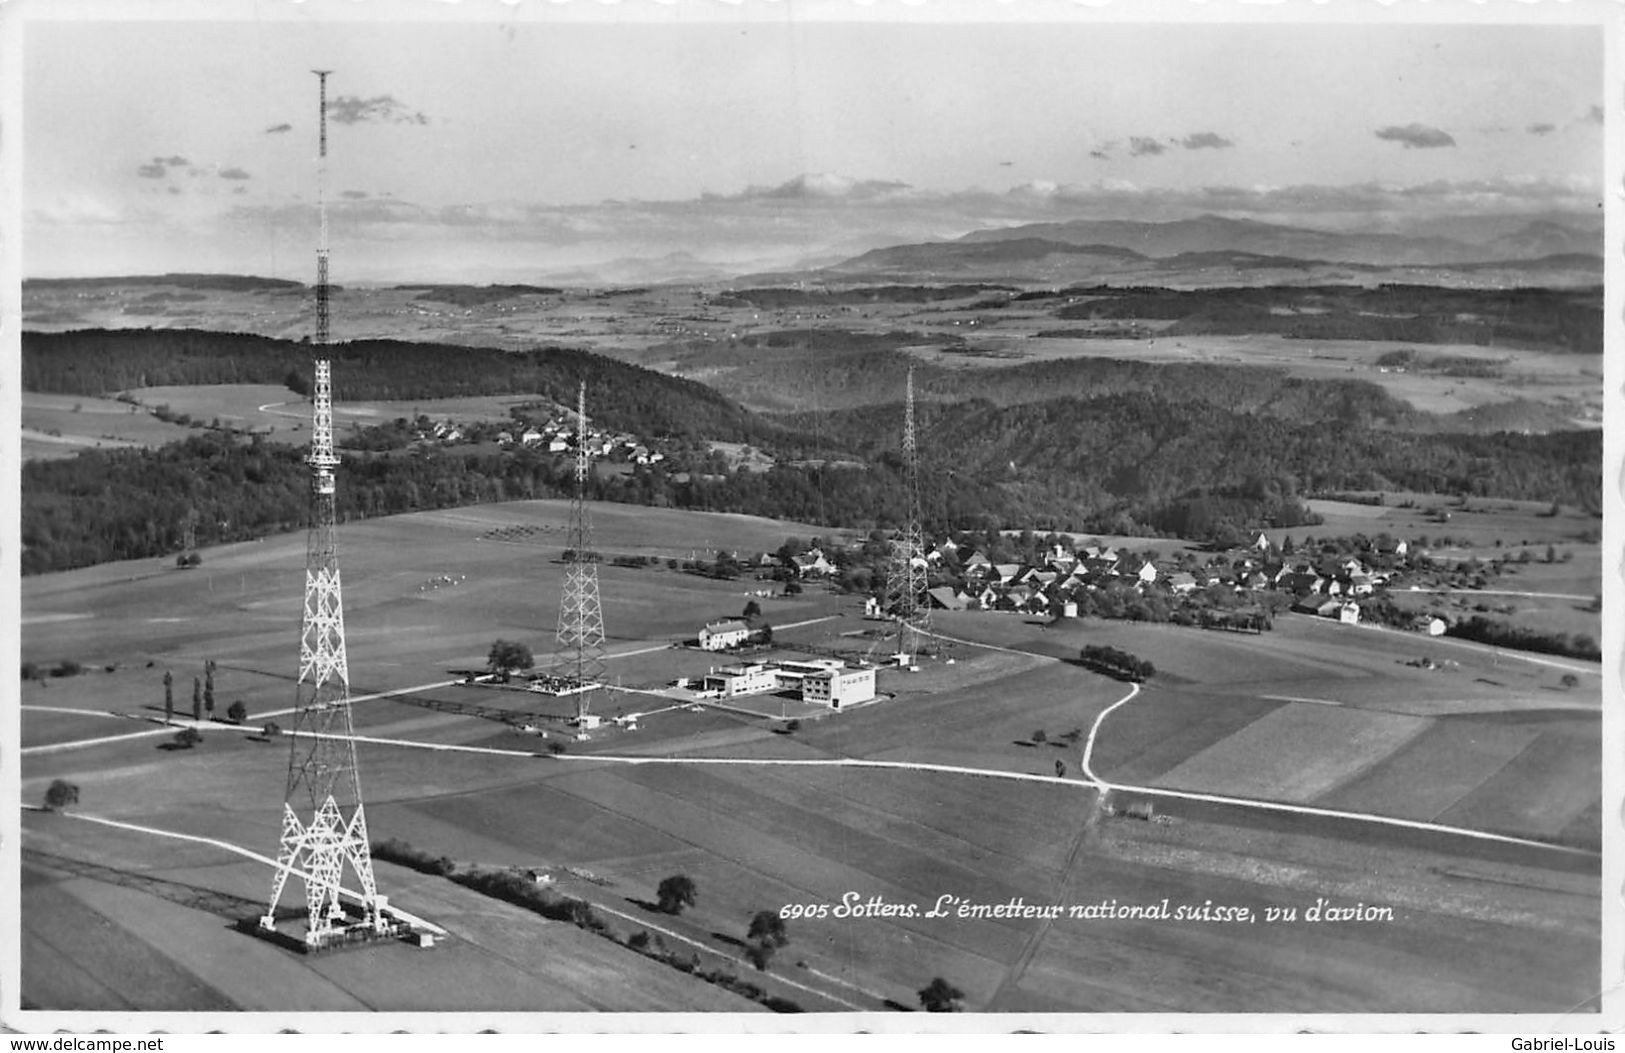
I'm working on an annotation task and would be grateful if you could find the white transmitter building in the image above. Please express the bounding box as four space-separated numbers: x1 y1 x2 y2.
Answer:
701 658 877 709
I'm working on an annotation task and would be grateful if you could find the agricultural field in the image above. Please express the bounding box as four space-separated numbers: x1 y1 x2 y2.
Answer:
120 385 547 440
21 392 199 461
18 501 1601 1018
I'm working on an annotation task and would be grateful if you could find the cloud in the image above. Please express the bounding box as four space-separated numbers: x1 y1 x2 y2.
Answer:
341 190 370 199
1089 150 1110 161
1179 132 1234 150
265 122 293 135
1374 123 1456 149
1587 104 1604 125
723 173 914 201
218 167 252 181
137 154 193 179
326 94 429 126
1527 122 1557 136
1128 137 1167 157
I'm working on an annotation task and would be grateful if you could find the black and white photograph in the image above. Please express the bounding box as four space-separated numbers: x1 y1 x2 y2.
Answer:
6 0 1618 1031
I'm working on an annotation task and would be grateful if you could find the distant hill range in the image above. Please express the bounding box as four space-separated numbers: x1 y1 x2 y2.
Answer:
24 273 305 293
792 214 1602 284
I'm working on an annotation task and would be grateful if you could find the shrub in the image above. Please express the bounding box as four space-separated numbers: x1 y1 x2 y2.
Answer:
227 700 248 724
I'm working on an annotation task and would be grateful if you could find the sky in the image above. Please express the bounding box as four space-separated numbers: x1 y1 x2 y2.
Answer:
14 3 1610 283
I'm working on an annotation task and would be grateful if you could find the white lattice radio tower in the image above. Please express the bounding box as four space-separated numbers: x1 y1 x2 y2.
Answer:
882 366 931 664
550 382 607 721
260 71 389 949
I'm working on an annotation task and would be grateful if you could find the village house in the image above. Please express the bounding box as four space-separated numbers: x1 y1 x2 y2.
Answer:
698 619 752 651
791 548 835 578
961 551 992 576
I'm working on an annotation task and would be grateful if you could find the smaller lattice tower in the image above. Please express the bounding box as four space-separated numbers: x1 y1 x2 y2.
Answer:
260 71 389 949
551 382 607 720
882 366 931 663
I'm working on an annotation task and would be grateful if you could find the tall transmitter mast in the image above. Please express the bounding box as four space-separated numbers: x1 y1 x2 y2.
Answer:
882 366 931 664
549 382 607 722
261 70 389 948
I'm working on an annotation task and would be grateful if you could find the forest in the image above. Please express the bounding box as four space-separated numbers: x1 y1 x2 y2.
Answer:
22 328 794 447
18 326 1603 574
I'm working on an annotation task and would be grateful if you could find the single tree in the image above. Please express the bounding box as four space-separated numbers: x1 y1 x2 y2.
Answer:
43 779 80 811
487 639 535 683
227 699 248 724
918 977 965 1013
784 719 802 734
174 727 202 749
745 908 791 969
656 874 698 916
192 676 203 721
1031 729 1047 745
163 669 174 723
743 600 762 621
1560 673 1580 690
1055 759 1067 778
203 660 216 717
748 910 788 948
261 721 281 738
783 579 803 596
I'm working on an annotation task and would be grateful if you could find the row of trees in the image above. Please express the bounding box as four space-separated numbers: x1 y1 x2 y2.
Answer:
1077 645 1156 682
161 662 248 724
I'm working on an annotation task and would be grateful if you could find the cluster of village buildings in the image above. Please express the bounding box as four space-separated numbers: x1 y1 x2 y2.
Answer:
413 413 666 466
796 532 1445 634
676 529 1457 715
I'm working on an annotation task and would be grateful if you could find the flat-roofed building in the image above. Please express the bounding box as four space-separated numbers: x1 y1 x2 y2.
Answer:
771 658 845 691
803 666 877 709
702 662 777 698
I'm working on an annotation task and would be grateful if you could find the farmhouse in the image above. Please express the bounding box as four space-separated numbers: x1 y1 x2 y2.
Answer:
698 619 752 650
791 549 835 577
802 666 877 709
